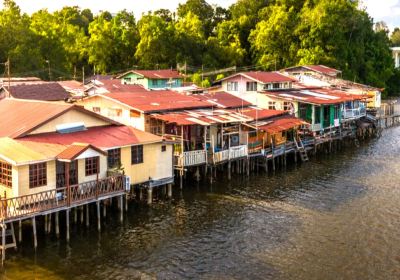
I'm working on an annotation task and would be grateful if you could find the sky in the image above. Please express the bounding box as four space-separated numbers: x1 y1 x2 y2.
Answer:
0 0 399 31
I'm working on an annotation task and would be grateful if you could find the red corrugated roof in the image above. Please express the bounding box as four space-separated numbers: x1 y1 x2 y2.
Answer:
57 143 106 161
104 91 212 113
99 80 148 93
243 71 296 83
304 65 341 75
257 115 307 133
0 99 73 138
20 125 163 149
238 108 286 120
264 88 363 105
196 92 252 108
217 71 296 84
118 69 183 79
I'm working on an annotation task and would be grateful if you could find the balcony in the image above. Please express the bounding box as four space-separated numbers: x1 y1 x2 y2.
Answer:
0 176 126 221
175 150 207 167
343 107 367 119
213 145 248 164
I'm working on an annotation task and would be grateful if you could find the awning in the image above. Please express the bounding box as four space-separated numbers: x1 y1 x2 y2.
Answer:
256 116 309 133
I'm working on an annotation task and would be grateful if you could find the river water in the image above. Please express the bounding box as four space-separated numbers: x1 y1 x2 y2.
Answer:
2 127 400 280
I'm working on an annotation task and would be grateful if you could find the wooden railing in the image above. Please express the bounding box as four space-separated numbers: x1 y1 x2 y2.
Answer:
213 150 229 163
229 145 248 160
0 176 125 221
175 150 207 167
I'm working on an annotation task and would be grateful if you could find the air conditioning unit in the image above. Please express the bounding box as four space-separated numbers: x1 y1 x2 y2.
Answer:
124 176 131 192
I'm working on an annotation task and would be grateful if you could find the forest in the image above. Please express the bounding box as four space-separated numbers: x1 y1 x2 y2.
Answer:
0 0 399 96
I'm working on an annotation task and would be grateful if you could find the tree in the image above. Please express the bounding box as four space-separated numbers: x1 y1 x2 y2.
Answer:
88 11 138 73
177 0 214 36
135 14 176 69
391 28 400 46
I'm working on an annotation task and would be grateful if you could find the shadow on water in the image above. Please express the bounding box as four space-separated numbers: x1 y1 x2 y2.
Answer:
2 127 400 279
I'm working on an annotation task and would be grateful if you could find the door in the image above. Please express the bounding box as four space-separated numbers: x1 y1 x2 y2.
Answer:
56 160 78 188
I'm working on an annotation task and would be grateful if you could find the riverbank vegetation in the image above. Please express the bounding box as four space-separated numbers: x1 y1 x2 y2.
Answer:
0 0 398 96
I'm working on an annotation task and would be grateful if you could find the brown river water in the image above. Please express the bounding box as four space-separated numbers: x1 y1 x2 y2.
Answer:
1 127 400 280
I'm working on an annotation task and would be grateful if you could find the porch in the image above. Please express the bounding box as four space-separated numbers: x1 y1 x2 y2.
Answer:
0 175 126 222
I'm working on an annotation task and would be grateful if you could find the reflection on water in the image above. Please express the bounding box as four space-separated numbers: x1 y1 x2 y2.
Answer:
2 127 400 280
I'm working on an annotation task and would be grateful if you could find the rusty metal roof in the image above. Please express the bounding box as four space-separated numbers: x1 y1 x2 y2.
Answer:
0 99 120 139
196 92 252 108
264 88 364 105
7 82 71 101
255 115 308 133
103 91 212 113
20 125 163 149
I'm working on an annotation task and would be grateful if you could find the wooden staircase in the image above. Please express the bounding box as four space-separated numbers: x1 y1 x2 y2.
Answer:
294 137 309 162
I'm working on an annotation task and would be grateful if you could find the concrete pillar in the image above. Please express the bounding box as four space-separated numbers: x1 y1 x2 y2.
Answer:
32 217 37 250
66 210 70 242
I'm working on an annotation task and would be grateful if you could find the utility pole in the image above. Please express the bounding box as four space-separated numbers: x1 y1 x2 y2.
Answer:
82 66 85 84
46 60 51 81
7 58 10 96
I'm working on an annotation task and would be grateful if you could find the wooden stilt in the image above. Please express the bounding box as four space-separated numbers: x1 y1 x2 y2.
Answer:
44 215 48 234
18 220 22 243
2 223 5 264
32 217 37 250
74 208 78 224
48 213 52 234
86 204 90 228
10 223 16 250
147 188 153 205
119 196 123 223
167 184 172 198
96 202 101 232
55 212 60 238
228 161 231 180
103 201 107 218
66 210 70 242
125 194 128 212
80 206 84 224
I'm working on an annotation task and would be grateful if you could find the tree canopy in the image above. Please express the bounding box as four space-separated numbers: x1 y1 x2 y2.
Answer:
0 0 398 95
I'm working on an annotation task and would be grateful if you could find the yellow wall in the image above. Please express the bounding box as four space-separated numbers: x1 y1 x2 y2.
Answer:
77 96 146 131
17 161 56 196
120 143 173 185
77 156 107 183
28 109 110 135
13 154 107 197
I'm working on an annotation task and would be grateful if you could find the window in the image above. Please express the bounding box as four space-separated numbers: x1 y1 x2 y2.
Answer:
131 145 143 164
268 101 276 110
123 77 131 84
315 106 321 123
130 109 141 118
108 108 122 117
283 102 292 111
0 161 12 188
85 157 99 176
151 79 160 87
107 149 121 169
246 82 257 91
273 83 281 89
29 162 47 188
92 107 101 113
264 84 273 90
161 145 166 152
227 82 238 91
334 105 340 119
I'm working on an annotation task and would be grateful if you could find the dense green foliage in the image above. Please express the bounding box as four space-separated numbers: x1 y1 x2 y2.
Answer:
0 0 398 95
